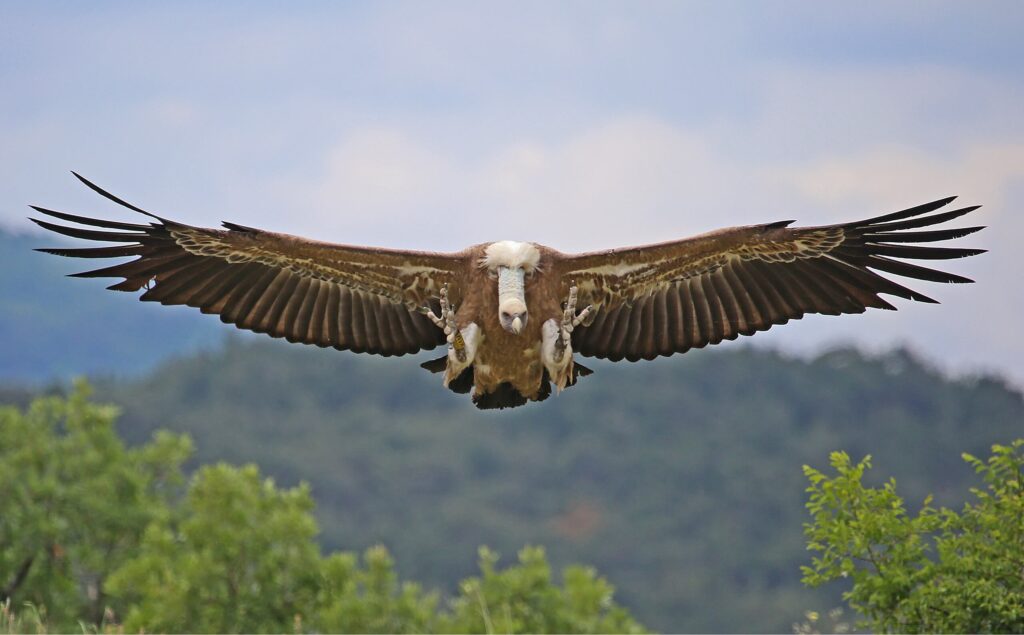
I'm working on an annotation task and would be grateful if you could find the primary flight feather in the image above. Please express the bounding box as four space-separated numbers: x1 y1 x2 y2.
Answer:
33 173 985 409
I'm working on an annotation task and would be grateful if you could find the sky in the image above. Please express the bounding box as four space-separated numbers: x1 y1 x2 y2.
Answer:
2 1 1022 385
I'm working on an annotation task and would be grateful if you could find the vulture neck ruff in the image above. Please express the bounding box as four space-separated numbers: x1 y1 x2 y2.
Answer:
482 241 540 273
483 241 538 335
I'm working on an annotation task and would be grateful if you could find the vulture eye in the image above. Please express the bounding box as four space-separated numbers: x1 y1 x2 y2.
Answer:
501 311 510 319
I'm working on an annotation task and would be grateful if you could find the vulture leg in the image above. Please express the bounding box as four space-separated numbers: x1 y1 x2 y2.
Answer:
425 284 480 388
542 283 592 392
425 284 459 352
444 323 480 389
564 284 593 335
558 282 592 355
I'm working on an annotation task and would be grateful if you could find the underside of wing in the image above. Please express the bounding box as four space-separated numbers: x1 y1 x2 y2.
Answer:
32 174 464 356
562 197 984 362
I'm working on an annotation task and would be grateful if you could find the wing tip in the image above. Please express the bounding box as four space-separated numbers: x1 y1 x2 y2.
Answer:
70 171 164 220
34 247 68 256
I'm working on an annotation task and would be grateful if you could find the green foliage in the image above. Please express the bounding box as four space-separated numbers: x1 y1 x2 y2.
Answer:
802 440 1024 633
316 546 439 633
0 380 191 630
0 387 644 633
107 463 644 634
440 546 644 634
315 545 645 634
107 463 323 633
91 339 1024 631
0 598 123 635
0 600 45 635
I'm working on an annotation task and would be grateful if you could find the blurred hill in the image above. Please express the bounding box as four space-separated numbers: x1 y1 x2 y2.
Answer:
84 338 1022 632
0 231 222 382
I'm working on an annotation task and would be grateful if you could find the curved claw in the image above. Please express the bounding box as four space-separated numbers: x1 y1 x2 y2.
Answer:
571 304 592 329
558 282 592 342
425 284 459 343
553 282 594 356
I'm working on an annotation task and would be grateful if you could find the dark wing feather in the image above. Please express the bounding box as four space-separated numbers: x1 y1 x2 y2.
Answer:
32 175 465 356
561 198 984 361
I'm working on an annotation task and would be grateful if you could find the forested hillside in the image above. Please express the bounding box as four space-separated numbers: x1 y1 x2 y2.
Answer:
74 338 1022 632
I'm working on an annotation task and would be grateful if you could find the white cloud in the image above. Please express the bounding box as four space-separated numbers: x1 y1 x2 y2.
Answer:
291 112 1024 248
313 128 457 216
291 117 758 251
772 143 1024 216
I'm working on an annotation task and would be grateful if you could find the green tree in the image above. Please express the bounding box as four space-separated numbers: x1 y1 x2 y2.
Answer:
440 546 645 634
802 440 1024 633
3 385 645 633
0 381 190 630
109 462 645 634
107 463 324 633
315 545 439 633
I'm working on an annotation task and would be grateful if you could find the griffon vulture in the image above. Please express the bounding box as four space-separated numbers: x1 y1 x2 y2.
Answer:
32 173 984 409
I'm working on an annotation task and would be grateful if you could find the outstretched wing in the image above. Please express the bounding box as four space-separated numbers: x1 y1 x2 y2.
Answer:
32 174 464 356
560 197 984 362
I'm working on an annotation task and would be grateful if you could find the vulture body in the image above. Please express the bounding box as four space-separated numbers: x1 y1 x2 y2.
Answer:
33 174 985 409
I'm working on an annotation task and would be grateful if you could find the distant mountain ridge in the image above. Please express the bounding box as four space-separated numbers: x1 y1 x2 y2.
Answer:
0 231 223 382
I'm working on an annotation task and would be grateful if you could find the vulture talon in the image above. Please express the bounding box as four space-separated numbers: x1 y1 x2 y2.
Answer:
556 283 590 356
426 284 458 341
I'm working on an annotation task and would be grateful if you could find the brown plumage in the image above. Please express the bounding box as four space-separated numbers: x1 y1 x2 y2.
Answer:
33 174 984 409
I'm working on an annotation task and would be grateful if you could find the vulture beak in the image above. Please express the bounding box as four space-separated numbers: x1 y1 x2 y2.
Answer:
511 316 523 334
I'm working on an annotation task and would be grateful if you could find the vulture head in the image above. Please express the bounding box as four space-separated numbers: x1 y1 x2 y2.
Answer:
482 241 541 336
